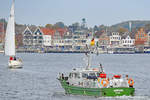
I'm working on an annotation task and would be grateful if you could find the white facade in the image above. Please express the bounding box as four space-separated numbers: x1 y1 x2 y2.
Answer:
64 39 73 46
53 39 64 46
121 35 135 47
109 32 121 47
43 35 52 46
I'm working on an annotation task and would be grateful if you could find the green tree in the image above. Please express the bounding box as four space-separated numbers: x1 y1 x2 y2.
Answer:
45 24 53 29
54 22 65 28
118 27 128 36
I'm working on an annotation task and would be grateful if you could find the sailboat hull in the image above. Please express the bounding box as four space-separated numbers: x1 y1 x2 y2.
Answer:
8 60 23 68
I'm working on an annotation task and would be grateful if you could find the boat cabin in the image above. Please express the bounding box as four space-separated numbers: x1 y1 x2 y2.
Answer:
67 68 104 87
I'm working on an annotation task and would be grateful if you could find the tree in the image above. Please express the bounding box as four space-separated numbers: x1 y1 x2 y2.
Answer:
118 27 128 36
71 22 80 32
145 24 150 32
54 22 65 28
93 25 99 32
45 24 53 29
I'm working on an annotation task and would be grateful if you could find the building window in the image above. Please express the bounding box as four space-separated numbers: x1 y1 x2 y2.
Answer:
39 36 43 39
34 36 37 39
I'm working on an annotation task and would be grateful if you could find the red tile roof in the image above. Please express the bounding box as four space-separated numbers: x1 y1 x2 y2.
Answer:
57 28 67 37
40 28 67 37
40 28 55 36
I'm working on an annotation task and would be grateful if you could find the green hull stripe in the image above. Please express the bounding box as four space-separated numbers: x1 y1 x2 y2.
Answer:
58 79 135 97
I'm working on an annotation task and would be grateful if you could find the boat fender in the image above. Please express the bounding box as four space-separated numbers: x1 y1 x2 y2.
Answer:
128 78 134 87
101 79 109 87
97 78 100 83
19 58 22 62
97 78 101 87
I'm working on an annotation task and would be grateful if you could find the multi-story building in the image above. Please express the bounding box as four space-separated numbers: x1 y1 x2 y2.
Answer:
135 28 147 46
40 28 54 47
72 30 87 50
23 27 33 47
99 32 109 46
134 28 147 52
121 35 135 47
96 32 109 53
32 27 43 47
109 32 121 47
16 34 23 48
53 30 64 47
143 31 150 47
23 27 54 49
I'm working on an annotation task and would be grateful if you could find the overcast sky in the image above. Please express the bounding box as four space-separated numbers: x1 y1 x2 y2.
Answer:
1 0 150 27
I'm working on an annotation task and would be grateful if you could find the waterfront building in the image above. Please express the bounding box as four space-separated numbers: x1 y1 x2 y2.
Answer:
23 26 54 49
32 27 43 48
63 38 73 50
23 27 33 47
144 31 150 47
40 28 54 47
16 34 23 48
53 30 65 48
109 32 121 47
72 30 88 50
121 35 135 47
98 32 110 52
135 28 147 46
0 23 4 34
134 28 147 52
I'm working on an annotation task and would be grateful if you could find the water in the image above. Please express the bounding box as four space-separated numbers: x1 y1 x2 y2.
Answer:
0 53 150 100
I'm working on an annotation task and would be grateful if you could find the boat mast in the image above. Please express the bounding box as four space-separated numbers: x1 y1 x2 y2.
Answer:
3 18 5 48
86 47 91 70
4 0 16 56
86 30 94 70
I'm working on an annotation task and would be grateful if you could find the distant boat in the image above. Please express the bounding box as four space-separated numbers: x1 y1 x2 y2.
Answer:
0 50 4 53
144 47 150 53
4 0 23 68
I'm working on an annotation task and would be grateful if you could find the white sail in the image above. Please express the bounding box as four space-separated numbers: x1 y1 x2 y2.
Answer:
4 0 15 56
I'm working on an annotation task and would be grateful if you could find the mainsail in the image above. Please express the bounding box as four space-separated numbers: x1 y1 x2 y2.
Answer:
4 0 15 56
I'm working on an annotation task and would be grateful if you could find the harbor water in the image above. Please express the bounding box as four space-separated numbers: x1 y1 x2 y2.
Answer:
0 53 150 100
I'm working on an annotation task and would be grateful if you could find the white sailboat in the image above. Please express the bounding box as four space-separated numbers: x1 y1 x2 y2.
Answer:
4 0 23 68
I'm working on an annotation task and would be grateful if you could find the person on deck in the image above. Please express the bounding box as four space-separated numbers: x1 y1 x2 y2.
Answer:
9 56 13 61
14 56 16 60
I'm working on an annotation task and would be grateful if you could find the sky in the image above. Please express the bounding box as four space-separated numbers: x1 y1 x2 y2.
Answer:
1 0 150 27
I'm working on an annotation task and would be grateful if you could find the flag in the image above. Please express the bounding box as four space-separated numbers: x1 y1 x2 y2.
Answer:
90 38 95 46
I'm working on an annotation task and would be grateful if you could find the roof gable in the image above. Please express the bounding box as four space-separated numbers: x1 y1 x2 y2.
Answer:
126 35 131 39
23 26 32 35
34 27 43 35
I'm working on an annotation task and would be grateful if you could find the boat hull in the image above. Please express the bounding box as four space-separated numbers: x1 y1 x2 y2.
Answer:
8 60 23 68
58 79 135 97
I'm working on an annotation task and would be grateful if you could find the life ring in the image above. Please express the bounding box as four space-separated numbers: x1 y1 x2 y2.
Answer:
101 79 109 87
128 78 134 86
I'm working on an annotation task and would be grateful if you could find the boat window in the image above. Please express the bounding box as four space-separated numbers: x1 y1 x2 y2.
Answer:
69 73 71 78
74 73 80 78
96 73 100 77
82 73 88 78
89 73 96 76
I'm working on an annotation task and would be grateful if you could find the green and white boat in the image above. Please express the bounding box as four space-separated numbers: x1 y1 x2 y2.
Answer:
57 39 135 97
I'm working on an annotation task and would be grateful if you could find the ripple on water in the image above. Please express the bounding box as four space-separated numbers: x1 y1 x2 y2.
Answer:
0 53 150 100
